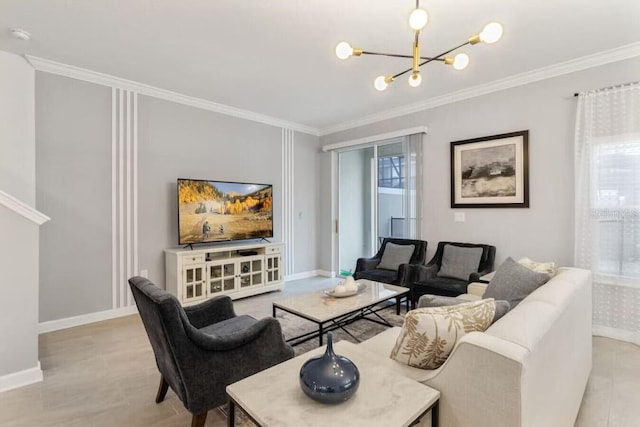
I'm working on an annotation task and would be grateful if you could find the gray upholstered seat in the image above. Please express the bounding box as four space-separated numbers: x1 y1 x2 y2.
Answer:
129 276 294 427
406 241 496 307
353 237 427 286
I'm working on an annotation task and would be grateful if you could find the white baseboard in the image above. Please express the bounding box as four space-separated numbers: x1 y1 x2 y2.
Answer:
593 325 640 346
285 270 336 281
285 270 320 281
38 305 138 334
317 270 335 278
0 362 43 392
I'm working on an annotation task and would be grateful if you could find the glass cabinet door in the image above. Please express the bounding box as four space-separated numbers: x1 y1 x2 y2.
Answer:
182 265 205 303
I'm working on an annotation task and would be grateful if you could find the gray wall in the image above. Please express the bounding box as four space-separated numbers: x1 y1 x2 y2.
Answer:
34 74 320 322
137 95 284 285
0 51 39 377
320 57 640 270
293 131 321 273
36 73 113 322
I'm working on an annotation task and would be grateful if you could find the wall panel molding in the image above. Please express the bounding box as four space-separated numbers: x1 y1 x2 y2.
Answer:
282 129 295 276
112 89 138 309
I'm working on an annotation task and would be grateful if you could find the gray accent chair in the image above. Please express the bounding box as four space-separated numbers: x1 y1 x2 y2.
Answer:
406 241 496 308
129 276 294 427
353 238 427 287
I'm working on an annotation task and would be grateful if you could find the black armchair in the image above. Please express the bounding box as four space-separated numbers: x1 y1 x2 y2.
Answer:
406 241 496 307
353 237 427 287
129 276 294 427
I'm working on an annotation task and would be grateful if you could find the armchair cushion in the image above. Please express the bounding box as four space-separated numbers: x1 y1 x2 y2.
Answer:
377 242 415 271
436 244 483 280
483 257 551 308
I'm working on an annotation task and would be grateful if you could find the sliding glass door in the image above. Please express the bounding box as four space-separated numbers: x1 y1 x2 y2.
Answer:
337 135 422 276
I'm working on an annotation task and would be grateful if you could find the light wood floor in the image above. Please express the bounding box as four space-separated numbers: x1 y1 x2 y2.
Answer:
1 276 639 426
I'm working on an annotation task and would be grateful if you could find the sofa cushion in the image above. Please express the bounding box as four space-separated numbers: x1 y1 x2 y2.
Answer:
418 294 510 323
390 299 496 369
437 245 483 280
377 242 415 271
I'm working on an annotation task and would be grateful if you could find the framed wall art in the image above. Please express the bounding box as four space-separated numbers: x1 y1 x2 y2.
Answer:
450 130 529 208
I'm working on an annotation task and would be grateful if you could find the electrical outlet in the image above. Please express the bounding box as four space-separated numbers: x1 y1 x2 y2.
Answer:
454 212 466 222
140 269 148 278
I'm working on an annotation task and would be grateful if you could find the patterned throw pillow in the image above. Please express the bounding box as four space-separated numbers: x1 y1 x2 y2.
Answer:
390 299 496 370
517 257 557 277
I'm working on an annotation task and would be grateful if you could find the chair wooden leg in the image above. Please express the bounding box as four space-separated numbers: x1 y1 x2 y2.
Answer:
191 412 208 427
155 376 169 403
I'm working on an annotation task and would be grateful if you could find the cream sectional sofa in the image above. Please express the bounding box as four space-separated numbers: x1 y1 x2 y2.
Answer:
359 267 592 427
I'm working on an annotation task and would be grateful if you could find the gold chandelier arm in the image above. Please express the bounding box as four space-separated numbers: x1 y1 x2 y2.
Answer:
390 40 472 79
361 51 443 61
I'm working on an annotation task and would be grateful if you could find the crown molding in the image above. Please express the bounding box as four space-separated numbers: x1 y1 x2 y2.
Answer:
319 42 640 136
321 126 428 152
25 55 320 136
0 190 50 225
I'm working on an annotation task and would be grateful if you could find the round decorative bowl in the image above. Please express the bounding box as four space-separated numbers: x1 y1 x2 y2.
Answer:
299 333 360 404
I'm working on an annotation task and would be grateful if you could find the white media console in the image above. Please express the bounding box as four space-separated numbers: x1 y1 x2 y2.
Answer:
165 241 285 305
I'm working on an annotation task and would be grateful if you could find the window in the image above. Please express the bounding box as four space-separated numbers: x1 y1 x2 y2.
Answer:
378 155 405 188
592 140 640 278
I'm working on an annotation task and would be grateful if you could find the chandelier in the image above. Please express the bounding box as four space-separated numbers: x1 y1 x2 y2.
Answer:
335 0 504 91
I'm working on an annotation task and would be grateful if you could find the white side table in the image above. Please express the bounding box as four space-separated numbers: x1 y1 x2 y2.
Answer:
227 340 440 427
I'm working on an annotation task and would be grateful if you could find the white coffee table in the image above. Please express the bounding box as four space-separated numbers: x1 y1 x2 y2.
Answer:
272 280 409 346
226 340 440 427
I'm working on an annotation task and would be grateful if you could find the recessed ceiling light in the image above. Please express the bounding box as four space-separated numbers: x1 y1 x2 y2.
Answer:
10 28 31 41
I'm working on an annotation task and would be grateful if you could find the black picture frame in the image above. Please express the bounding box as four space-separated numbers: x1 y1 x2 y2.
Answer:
450 130 529 208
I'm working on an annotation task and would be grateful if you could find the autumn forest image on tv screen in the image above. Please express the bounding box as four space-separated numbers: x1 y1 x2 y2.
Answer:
178 179 273 244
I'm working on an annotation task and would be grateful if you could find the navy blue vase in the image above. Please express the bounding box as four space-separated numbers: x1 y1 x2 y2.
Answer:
299 333 360 404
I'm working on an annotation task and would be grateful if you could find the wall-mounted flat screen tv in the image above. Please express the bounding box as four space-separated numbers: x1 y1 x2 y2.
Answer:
177 178 273 245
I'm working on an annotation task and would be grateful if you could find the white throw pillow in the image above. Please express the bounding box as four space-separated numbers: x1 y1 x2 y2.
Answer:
390 299 496 370
518 257 557 277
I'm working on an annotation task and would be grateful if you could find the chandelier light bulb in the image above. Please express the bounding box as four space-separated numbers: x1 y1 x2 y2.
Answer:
335 41 354 59
479 22 503 44
453 53 470 70
374 75 390 91
408 8 429 31
408 73 422 87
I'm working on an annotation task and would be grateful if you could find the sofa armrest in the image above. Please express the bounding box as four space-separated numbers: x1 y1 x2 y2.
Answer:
467 282 488 297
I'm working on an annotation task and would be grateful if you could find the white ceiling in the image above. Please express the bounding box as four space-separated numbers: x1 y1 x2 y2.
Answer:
1 0 639 132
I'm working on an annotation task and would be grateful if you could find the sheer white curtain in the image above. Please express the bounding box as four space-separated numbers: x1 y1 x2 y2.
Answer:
403 133 423 239
574 82 640 344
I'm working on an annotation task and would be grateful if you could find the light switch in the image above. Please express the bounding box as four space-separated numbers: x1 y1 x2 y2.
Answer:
140 269 149 278
454 212 465 222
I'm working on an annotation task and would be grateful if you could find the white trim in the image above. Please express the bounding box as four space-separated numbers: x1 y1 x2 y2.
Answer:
0 190 50 225
26 55 319 136
593 325 640 346
322 126 429 152
126 91 132 307
118 90 125 308
111 88 117 309
133 92 139 290
38 305 139 334
317 270 336 278
0 362 43 393
284 270 322 281
319 42 640 136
